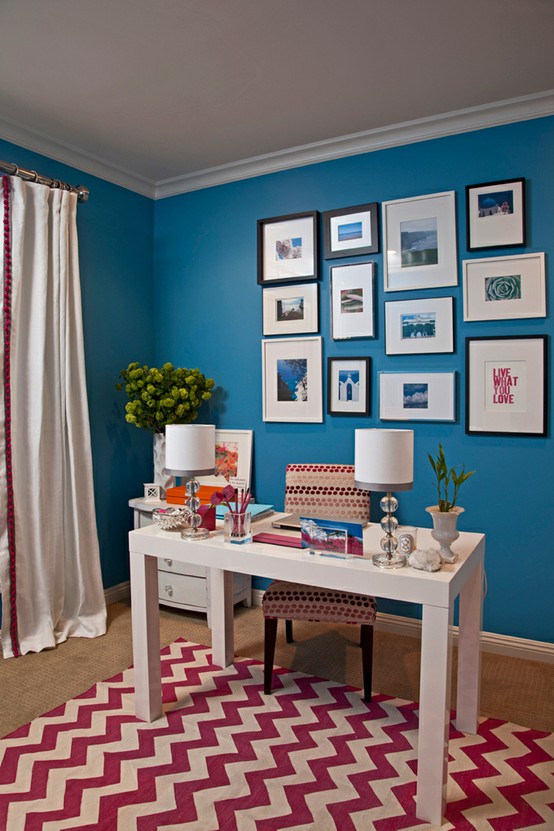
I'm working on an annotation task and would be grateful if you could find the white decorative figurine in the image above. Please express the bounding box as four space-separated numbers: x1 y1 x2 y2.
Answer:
408 547 442 572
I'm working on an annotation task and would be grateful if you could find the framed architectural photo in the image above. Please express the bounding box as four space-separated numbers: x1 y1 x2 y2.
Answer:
327 356 370 416
257 211 318 284
382 191 457 291
198 430 253 489
262 336 323 422
466 336 547 436
463 252 545 321
385 296 454 355
466 178 526 250
323 202 379 259
330 261 375 340
262 283 318 335
379 372 455 422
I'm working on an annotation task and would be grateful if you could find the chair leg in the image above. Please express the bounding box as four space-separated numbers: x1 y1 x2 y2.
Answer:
360 624 374 703
285 619 294 643
264 617 278 694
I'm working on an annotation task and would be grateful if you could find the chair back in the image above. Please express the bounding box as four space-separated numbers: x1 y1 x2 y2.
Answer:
284 463 370 521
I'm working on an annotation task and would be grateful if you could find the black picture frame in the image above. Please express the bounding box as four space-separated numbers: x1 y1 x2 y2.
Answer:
327 356 371 416
465 335 547 436
323 202 379 259
257 211 319 285
465 178 526 251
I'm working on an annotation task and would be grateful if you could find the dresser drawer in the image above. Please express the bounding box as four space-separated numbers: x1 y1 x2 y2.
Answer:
158 557 206 579
158 571 207 609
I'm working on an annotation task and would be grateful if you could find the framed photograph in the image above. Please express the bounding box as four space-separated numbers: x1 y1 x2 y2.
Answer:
262 283 318 336
262 336 323 422
327 356 370 416
466 178 525 250
382 191 457 291
257 211 318 285
330 261 375 340
323 202 379 259
385 296 454 355
379 372 455 422
466 336 547 436
463 252 545 321
198 429 253 489
300 517 364 558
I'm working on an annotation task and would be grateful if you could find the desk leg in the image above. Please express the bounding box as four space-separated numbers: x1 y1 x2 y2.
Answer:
130 551 162 722
416 603 453 825
210 568 234 668
456 558 484 733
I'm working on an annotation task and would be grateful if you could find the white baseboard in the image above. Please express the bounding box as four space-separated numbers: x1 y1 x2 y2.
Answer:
106 582 554 665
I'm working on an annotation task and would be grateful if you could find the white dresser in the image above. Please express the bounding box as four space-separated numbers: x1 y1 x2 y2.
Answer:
129 497 252 622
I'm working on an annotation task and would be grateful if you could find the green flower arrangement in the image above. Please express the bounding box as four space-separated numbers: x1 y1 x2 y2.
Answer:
116 362 215 433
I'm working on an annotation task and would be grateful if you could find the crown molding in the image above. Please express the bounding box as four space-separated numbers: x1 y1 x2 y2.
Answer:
1 91 553 201
155 90 554 199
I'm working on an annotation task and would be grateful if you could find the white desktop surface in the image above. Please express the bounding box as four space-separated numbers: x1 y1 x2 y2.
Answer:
129 515 485 825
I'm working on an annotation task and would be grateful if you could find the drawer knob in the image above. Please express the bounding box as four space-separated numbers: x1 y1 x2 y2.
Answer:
164 559 173 567
163 585 173 597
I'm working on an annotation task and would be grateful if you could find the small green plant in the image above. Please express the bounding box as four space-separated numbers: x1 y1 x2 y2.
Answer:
116 362 215 433
427 443 475 512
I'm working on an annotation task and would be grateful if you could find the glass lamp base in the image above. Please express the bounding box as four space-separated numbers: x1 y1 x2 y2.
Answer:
181 527 209 541
372 550 407 569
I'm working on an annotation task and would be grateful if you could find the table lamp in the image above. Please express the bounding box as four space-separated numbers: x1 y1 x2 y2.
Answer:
164 424 215 541
354 428 414 568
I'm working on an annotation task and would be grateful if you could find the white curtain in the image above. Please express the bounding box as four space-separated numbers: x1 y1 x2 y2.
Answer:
0 176 106 658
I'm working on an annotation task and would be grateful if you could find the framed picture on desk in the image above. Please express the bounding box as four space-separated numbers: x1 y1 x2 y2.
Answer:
197 429 253 489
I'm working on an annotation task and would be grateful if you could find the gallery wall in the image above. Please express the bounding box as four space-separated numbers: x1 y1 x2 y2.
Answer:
154 115 554 643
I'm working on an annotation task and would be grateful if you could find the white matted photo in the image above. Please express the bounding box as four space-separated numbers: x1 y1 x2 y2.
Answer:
330 261 375 340
382 191 457 292
379 372 455 421
323 202 379 259
463 252 546 322
198 430 253 489
262 283 318 335
262 336 323 422
327 356 370 416
466 178 525 250
257 211 318 284
385 296 454 355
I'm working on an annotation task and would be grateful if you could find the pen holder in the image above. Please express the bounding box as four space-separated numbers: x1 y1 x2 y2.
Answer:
224 511 252 544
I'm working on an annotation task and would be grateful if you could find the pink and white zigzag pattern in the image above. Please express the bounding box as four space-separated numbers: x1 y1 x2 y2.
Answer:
0 639 553 830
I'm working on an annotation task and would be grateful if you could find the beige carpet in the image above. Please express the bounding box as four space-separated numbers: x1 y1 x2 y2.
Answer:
1 601 553 738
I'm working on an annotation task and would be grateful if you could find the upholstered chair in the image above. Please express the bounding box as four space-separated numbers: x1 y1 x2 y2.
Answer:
262 463 376 701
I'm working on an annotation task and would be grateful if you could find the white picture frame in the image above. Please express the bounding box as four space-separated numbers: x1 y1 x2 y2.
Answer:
466 177 526 250
262 283 318 336
385 296 454 355
197 429 253 489
330 261 375 340
463 252 546 322
262 336 323 422
382 191 457 292
379 372 456 422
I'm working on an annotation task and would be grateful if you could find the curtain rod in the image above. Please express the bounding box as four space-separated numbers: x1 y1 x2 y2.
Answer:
0 159 90 203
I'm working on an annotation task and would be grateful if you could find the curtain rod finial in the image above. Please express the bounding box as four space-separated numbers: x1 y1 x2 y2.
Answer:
77 185 89 203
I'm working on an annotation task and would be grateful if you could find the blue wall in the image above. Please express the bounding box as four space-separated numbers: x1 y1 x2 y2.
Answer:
154 116 554 643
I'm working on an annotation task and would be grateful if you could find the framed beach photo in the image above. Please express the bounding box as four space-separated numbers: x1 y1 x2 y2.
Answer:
257 211 318 285
327 356 371 416
323 202 379 259
382 191 457 291
385 296 454 355
466 178 525 250
262 283 318 336
463 252 546 322
330 261 375 340
198 429 253 490
262 336 323 422
466 336 547 436
379 372 456 422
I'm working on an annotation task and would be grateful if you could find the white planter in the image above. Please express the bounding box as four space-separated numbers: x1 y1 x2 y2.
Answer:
425 505 464 564
153 432 175 497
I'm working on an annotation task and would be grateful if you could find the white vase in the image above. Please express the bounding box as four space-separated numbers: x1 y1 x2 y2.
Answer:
153 432 175 497
425 505 464 564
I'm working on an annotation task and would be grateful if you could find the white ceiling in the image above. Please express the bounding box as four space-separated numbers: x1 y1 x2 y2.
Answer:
1 0 554 198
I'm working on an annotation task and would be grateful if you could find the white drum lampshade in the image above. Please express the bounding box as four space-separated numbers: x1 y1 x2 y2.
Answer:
354 428 414 492
165 424 215 477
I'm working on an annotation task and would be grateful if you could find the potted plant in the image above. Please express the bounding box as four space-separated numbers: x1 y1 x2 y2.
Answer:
426 444 475 563
117 362 215 493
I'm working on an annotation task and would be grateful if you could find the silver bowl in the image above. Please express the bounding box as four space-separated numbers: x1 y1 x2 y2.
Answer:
152 507 188 531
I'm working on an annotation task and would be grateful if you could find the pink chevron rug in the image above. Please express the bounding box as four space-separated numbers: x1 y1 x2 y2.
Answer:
0 639 553 831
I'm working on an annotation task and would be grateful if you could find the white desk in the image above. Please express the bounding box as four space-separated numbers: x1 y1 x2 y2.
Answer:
129 518 484 825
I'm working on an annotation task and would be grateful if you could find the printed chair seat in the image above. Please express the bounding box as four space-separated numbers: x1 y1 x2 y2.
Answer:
262 580 377 626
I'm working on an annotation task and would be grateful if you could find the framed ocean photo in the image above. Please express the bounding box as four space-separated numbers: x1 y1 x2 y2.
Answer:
385 296 454 355
323 202 379 259
262 336 323 422
262 282 319 335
